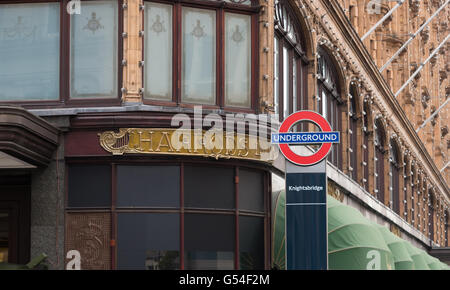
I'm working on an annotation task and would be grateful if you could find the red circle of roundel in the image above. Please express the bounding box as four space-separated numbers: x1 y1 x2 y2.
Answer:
279 111 333 166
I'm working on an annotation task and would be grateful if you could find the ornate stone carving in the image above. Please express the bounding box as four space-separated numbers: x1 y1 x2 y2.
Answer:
66 213 111 270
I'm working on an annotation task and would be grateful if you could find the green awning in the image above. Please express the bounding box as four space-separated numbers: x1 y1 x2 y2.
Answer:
271 192 448 270
374 224 414 270
327 196 395 270
272 190 285 270
438 261 450 270
422 252 442 270
397 239 430 270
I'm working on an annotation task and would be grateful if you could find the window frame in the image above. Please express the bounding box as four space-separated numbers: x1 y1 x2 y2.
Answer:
142 0 259 113
317 47 342 169
0 0 123 108
388 138 400 214
348 84 358 182
374 118 385 203
273 0 309 121
65 158 271 270
362 101 370 191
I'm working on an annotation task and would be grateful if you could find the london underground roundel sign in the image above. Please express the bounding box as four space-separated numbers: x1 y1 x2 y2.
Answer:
271 111 340 166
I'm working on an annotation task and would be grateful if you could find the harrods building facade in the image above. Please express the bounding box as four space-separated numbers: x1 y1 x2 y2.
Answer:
0 0 448 269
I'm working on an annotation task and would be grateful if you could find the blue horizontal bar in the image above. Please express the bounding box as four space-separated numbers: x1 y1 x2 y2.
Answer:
271 132 340 144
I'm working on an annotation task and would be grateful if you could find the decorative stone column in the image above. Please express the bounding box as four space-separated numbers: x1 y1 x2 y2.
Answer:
122 0 143 103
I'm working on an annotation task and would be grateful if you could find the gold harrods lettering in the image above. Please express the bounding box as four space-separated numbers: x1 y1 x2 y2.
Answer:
98 128 276 163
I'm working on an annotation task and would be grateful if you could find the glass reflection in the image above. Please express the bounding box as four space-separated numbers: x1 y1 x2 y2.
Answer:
182 7 216 104
225 13 251 107
145 2 172 100
0 3 59 100
145 250 179 270
70 1 117 98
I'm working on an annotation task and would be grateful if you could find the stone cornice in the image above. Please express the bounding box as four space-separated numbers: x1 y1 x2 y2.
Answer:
0 106 59 166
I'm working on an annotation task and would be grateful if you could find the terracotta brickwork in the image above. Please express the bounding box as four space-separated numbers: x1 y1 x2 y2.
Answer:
335 0 449 189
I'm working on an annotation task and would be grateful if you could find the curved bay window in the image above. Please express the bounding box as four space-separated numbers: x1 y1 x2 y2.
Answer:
66 162 268 270
348 84 358 182
273 0 308 121
389 138 400 214
374 118 385 203
0 0 121 105
317 47 342 169
143 0 258 110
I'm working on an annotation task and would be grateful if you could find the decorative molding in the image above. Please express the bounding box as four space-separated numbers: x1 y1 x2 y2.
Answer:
65 213 111 270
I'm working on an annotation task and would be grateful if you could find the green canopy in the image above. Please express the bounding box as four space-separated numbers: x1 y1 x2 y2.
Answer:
327 195 395 270
438 261 450 270
271 192 449 270
402 242 430 270
374 224 414 270
272 190 285 270
422 252 442 270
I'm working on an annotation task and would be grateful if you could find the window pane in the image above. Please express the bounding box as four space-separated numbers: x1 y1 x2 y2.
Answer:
225 13 251 108
283 46 289 118
117 213 180 270
239 216 264 269
70 0 117 98
182 7 216 104
239 168 264 212
184 166 234 209
185 214 234 270
68 165 111 207
144 2 172 101
117 165 180 207
224 0 252 5
0 3 59 100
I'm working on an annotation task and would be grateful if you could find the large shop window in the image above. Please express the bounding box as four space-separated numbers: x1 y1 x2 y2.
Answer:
0 0 120 104
273 0 308 121
144 0 256 109
317 48 342 169
66 163 267 270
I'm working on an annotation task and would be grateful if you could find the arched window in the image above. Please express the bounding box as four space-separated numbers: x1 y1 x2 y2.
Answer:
445 210 449 247
410 166 416 225
429 191 435 242
389 138 400 214
349 84 358 182
274 0 308 121
362 101 370 191
317 47 341 168
374 118 385 203
403 157 410 220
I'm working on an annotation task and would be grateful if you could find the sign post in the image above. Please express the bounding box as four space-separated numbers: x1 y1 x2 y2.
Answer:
272 111 340 270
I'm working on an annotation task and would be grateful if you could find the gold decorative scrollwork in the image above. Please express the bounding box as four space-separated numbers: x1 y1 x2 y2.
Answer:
98 128 130 155
98 128 277 163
